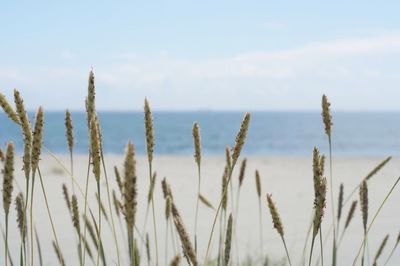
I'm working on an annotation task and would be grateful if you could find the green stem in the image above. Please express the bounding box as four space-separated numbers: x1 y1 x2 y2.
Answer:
29 174 36 266
37 168 61 257
383 243 398 266
319 227 324 266
282 236 292 266
194 165 201 253
258 197 263 260
96 181 101 266
148 163 159 266
82 154 91 266
204 161 236 265
5 214 8 266
328 137 337 266
352 176 400 265
100 150 120 265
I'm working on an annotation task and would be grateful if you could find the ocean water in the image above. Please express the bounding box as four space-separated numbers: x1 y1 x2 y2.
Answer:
1 111 400 156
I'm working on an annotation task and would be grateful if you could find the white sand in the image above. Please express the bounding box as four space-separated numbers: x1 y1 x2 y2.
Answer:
2 154 400 265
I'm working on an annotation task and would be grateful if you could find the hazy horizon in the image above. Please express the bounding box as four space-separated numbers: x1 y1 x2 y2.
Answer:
2 1 400 111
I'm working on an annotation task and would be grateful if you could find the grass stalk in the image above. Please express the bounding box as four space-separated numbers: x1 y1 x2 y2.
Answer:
352 176 400 265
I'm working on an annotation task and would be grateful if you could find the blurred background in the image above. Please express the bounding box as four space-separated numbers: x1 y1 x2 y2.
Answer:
1 1 400 155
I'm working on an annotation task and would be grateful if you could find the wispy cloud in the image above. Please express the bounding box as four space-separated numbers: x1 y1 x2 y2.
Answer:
1 33 400 110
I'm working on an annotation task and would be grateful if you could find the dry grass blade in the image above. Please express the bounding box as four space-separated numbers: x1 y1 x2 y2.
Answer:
238 158 247 187
373 234 389 266
114 166 123 194
53 240 66 266
62 184 71 213
344 201 357 230
199 194 215 210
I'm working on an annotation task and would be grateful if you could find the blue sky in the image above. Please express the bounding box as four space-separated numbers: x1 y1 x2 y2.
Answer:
1 1 400 111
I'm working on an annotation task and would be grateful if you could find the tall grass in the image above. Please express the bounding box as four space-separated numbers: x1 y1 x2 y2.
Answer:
1 73 400 266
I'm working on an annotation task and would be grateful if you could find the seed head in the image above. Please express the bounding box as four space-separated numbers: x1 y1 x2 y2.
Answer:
231 113 250 166
0 92 19 124
3 142 14 215
321 94 332 137
65 110 74 154
144 98 154 163
192 122 201 167
266 194 284 237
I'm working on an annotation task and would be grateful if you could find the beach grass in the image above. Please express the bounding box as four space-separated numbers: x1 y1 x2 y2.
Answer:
1 71 400 266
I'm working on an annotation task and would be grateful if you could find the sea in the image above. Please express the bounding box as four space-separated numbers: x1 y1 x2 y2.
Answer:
1 111 400 156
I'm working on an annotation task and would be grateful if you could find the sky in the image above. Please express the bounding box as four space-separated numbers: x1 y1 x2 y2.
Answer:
1 1 400 111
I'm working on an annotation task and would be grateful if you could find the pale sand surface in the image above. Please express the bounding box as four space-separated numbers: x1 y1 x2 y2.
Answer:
2 154 400 265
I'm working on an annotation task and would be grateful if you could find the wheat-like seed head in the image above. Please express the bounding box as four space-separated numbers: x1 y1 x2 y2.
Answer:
171 202 198 266
192 122 201 167
71 194 80 234
169 255 181 266
365 156 392 181
266 194 284 237
0 92 20 124
147 172 157 204
224 213 233 266
31 107 44 176
144 98 154 163
53 241 66 266
112 190 120 217
373 234 389 266
86 70 96 125
360 180 368 233
238 158 247 187
2 142 14 215
344 200 357 229
114 166 123 194
165 195 172 220
15 193 26 239
321 94 332 137
124 142 137 231
225 146 232 172
199 194 215 210
231 113 251 167
82 235 93 260
312 177 327 238
221 166 229 211
14 89 32 180
0 147 4 162
83 215 98 250
255 170 261 198
89 118 101 182
337 183 344 221
161 177 173 199
62 184 71 212
65 110 74 154
145 233 151 262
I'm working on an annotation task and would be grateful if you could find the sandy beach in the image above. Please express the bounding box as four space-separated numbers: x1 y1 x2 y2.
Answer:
2 154 400 265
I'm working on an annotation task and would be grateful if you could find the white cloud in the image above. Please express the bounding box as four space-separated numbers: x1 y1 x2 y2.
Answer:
1 33 400 110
